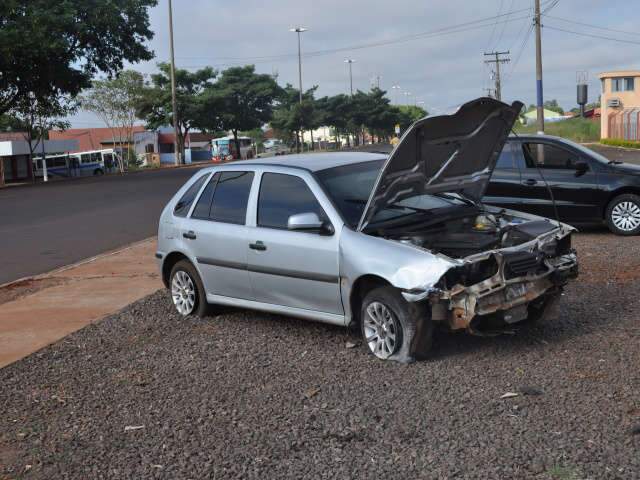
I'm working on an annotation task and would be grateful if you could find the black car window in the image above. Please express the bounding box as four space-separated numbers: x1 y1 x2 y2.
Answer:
209 171 254 224
523 143 582 170
258 173 325 229
191 173 218 219
174 173 209 217
496 144 515 169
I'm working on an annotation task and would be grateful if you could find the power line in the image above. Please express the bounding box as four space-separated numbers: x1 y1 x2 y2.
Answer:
495 0 516 48
176 3 555 65
485 0 505 52
543 14 640 38
544 24 640 46
506 23 534 78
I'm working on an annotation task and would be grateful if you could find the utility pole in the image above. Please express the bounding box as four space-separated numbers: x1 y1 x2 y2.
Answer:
168 0 180 165
344 59 355 95
534 0 544 133
290 27 307 152
484 51 510 101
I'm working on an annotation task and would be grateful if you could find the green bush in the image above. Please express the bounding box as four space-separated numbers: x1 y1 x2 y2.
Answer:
514 117 600 142
600 138 640 149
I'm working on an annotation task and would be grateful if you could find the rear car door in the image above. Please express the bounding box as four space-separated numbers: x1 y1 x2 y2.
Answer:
514 140 601 223
184 170 255 300
483 141 523 210
247 171 343 315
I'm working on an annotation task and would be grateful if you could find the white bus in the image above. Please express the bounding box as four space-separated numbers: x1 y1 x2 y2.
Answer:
33 149 122 179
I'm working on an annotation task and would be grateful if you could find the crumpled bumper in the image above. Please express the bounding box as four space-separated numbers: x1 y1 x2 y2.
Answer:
429 252 578 332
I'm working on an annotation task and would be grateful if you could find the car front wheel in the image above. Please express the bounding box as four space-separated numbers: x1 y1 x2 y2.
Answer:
360 286 433 363
606 193 640 235
169 260 210 317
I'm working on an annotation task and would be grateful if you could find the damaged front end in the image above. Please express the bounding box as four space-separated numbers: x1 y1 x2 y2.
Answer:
405 224 578 334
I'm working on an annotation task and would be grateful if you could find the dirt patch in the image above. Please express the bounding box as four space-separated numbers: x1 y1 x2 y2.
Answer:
0 277 68 306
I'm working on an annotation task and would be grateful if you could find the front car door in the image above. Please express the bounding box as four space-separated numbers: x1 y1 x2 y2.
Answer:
183 169 255 300
511 139 601 224
483 141 523 211
246 169 343 316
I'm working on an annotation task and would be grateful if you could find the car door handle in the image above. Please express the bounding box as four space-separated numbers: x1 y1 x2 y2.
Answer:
183 230 197 240
249 241 266 251
524 178 538 186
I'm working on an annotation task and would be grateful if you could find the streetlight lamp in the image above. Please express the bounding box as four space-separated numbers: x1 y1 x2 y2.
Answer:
290 26 308 152
391 84 401 105
344 59 356 96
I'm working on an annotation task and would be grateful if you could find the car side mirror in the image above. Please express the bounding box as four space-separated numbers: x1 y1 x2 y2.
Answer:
287 212 334 235
574 161 589 177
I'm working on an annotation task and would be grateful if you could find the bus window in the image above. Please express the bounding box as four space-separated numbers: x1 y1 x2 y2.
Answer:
91 152 101 163
81 154 91 164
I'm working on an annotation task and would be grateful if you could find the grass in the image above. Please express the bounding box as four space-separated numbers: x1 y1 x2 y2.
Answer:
600 138 640 149
514 117 601 143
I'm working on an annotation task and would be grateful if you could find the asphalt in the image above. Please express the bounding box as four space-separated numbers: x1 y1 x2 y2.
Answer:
0 167 204 285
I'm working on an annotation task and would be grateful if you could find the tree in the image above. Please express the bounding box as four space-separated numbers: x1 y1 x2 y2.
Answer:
392 105 428 133
316 94 351 147
8 93 74 180
137 63 217 163
208 66 281 157
0 0 157 116
80 71 145 171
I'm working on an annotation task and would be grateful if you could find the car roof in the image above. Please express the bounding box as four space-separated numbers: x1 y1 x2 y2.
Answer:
219 151 387 172
508 133 576 144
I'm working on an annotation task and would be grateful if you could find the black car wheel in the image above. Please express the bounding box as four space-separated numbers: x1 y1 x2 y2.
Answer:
360 286 433 362
169 260 211 317
605 194 640 235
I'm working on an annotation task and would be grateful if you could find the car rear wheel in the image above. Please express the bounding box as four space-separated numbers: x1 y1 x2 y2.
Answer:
606 194 640 235
360 286 433 362
169 260 210 317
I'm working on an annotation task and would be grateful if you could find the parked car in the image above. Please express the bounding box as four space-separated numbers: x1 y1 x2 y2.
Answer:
157 98 578 362
485 135 640 235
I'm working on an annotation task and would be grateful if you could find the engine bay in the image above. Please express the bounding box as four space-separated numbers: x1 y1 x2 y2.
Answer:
384 209 559 259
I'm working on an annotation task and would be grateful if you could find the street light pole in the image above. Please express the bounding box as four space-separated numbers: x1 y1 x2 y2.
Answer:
290 27 307 152
168 0 180 165
391 84 401 105
344 59 355 95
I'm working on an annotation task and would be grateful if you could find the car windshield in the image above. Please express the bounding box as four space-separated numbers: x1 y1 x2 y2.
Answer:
316 159 466 228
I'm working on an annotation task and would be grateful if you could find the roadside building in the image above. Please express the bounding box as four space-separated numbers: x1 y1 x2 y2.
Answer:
0 134 78 184
522 108 565 125
599 70 640 140
49 127 147 156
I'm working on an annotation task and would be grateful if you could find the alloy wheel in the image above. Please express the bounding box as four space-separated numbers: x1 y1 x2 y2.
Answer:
363 301 400 359
171 270 196 315
611 201 640 232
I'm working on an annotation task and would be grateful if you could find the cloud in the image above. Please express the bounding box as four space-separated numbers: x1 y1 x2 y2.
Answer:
71 0 640 126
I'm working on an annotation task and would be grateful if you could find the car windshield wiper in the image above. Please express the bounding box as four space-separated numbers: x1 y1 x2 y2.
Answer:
608 159 624 164
435 192 477 207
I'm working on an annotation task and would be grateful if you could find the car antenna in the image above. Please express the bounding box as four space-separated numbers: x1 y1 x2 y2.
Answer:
508 128 561 224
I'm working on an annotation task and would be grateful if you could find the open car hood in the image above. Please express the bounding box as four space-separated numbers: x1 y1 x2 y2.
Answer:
357 97 523 231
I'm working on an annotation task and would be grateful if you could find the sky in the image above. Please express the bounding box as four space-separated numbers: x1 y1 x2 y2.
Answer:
70 0 640 128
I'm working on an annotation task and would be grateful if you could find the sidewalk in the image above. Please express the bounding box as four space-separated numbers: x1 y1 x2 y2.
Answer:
0 238 162 368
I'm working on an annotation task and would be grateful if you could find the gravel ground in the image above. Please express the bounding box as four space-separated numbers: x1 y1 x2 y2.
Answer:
1 231 640 479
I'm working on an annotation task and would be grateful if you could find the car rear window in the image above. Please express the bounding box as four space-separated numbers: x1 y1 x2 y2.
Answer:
258 173 325 229
174 173 209 217
209 171 254 224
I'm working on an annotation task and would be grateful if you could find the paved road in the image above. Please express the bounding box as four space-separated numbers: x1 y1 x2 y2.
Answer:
0 167 204 285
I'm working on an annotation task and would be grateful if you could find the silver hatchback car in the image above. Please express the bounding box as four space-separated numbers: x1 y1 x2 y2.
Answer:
157 98 578 362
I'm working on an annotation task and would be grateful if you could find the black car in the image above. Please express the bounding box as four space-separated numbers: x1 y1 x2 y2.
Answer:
484 135 640 235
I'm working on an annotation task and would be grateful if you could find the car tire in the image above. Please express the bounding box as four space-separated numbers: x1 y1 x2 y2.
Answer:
605 193 640 235
360 286 433 363
169 260 211 317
